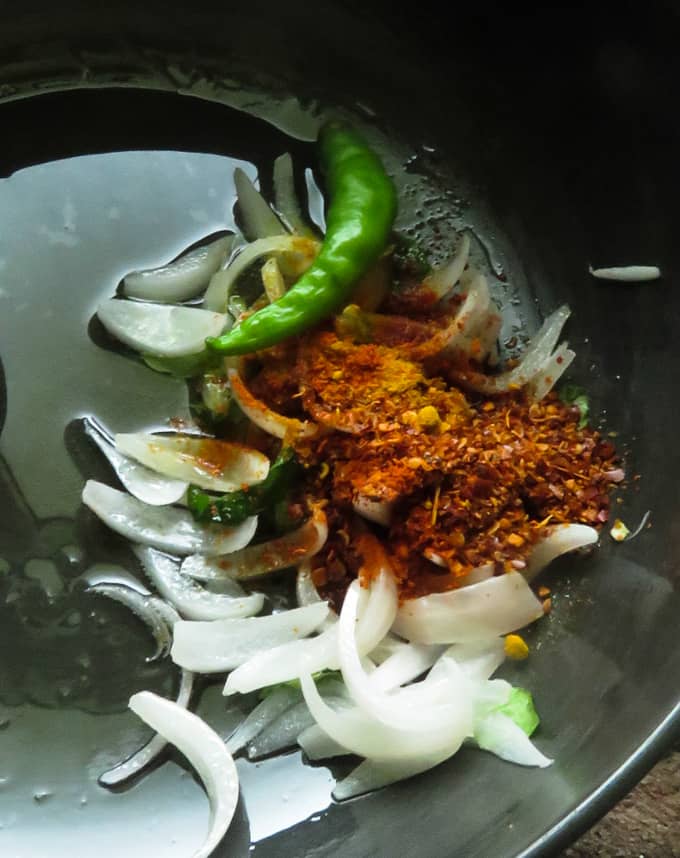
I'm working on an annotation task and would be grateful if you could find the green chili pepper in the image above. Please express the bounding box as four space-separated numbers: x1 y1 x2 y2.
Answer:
186 447 301 525
205 121 397 355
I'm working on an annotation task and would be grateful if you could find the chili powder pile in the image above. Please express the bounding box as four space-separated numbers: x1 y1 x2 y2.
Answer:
245 321 621 607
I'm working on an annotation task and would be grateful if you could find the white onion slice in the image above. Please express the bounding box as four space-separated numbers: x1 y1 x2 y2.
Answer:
203 235 319 312
332 752 452 801
97 299 227 358
115 432 269 493
424 232 471 299
171 602 330 673
352 495 394 527
297 723 350 760
226 686 300 754
474 711 552 767
451 305 571 394
370 643 445 692
273 153 313 236
443 639 506 682
523 524 599 582
180 556 248 594
213 506 327 580
296 563 337 630
261 256 286 302
457 563 495 587
82 480 258 556
589 264 660 281
86 581 174 661
233 167 287 240
526 342 575 401
223 625 339 695
224 564 395 695
392 572 544 644
133 545 264 620
227 366 318 441
129 691 239 858
123 236 234 303
84 416 188 507
299 670 472 762
445 268 491 351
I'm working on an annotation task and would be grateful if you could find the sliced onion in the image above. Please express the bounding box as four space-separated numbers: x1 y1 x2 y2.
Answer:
445 269 491 351
299 669 472 762
589 264 660 281
83 416 187 507
226 685 300 754
171 602 330 673
203 235 319 312
526 342 575 401
123 236 234 303
297 723 350 761
129 691 239 858
86 581 174 661
273 153 313 236
115 432 269 493
133 545 264 620
457 562 495 588
474 711 552 767
224 560 395 695
332 752 452 801
523 524 599 582
233 167 287 240
97 299 227 358
352 495 394 527
297 563 337 630
227 365 318 441
392 572 544 644
223 625 339 695
370 643 445 692
260 256 286 302
180 556 249 594
88 586 196 787
451 305 571 394
424 232 471 299
212 506 327 580
443 639 506 682
82 480 258 556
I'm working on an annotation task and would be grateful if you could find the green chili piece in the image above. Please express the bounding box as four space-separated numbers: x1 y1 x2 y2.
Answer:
205 121 397 355
186 447 301 525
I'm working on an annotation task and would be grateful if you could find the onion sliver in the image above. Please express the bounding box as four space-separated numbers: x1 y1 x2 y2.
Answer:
450 304 570 395
424 232 471 300
273 153 313 236
97 299 227 358
224 626 339 695
82 480 258 556
227 365 318 440
297 723 350 760
297 563 337 630
339 581 469 733
212 506 327 580
589 264 660 281
527 342 575 401
115 433 269 493
180 556 249 594
392 572 544 644
129 691 239 858
299 671 472 762
171 602 330 673
443 639 506 682
227 685 300 754
523 524 599 582
203 235 319 312
233 167 287 240
134 545 264 620
224 562 396 695
333 751 452 801
84 416 187 507
123 236 234 303
86 581 174 661
370 643 445 692
474 711 552 768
